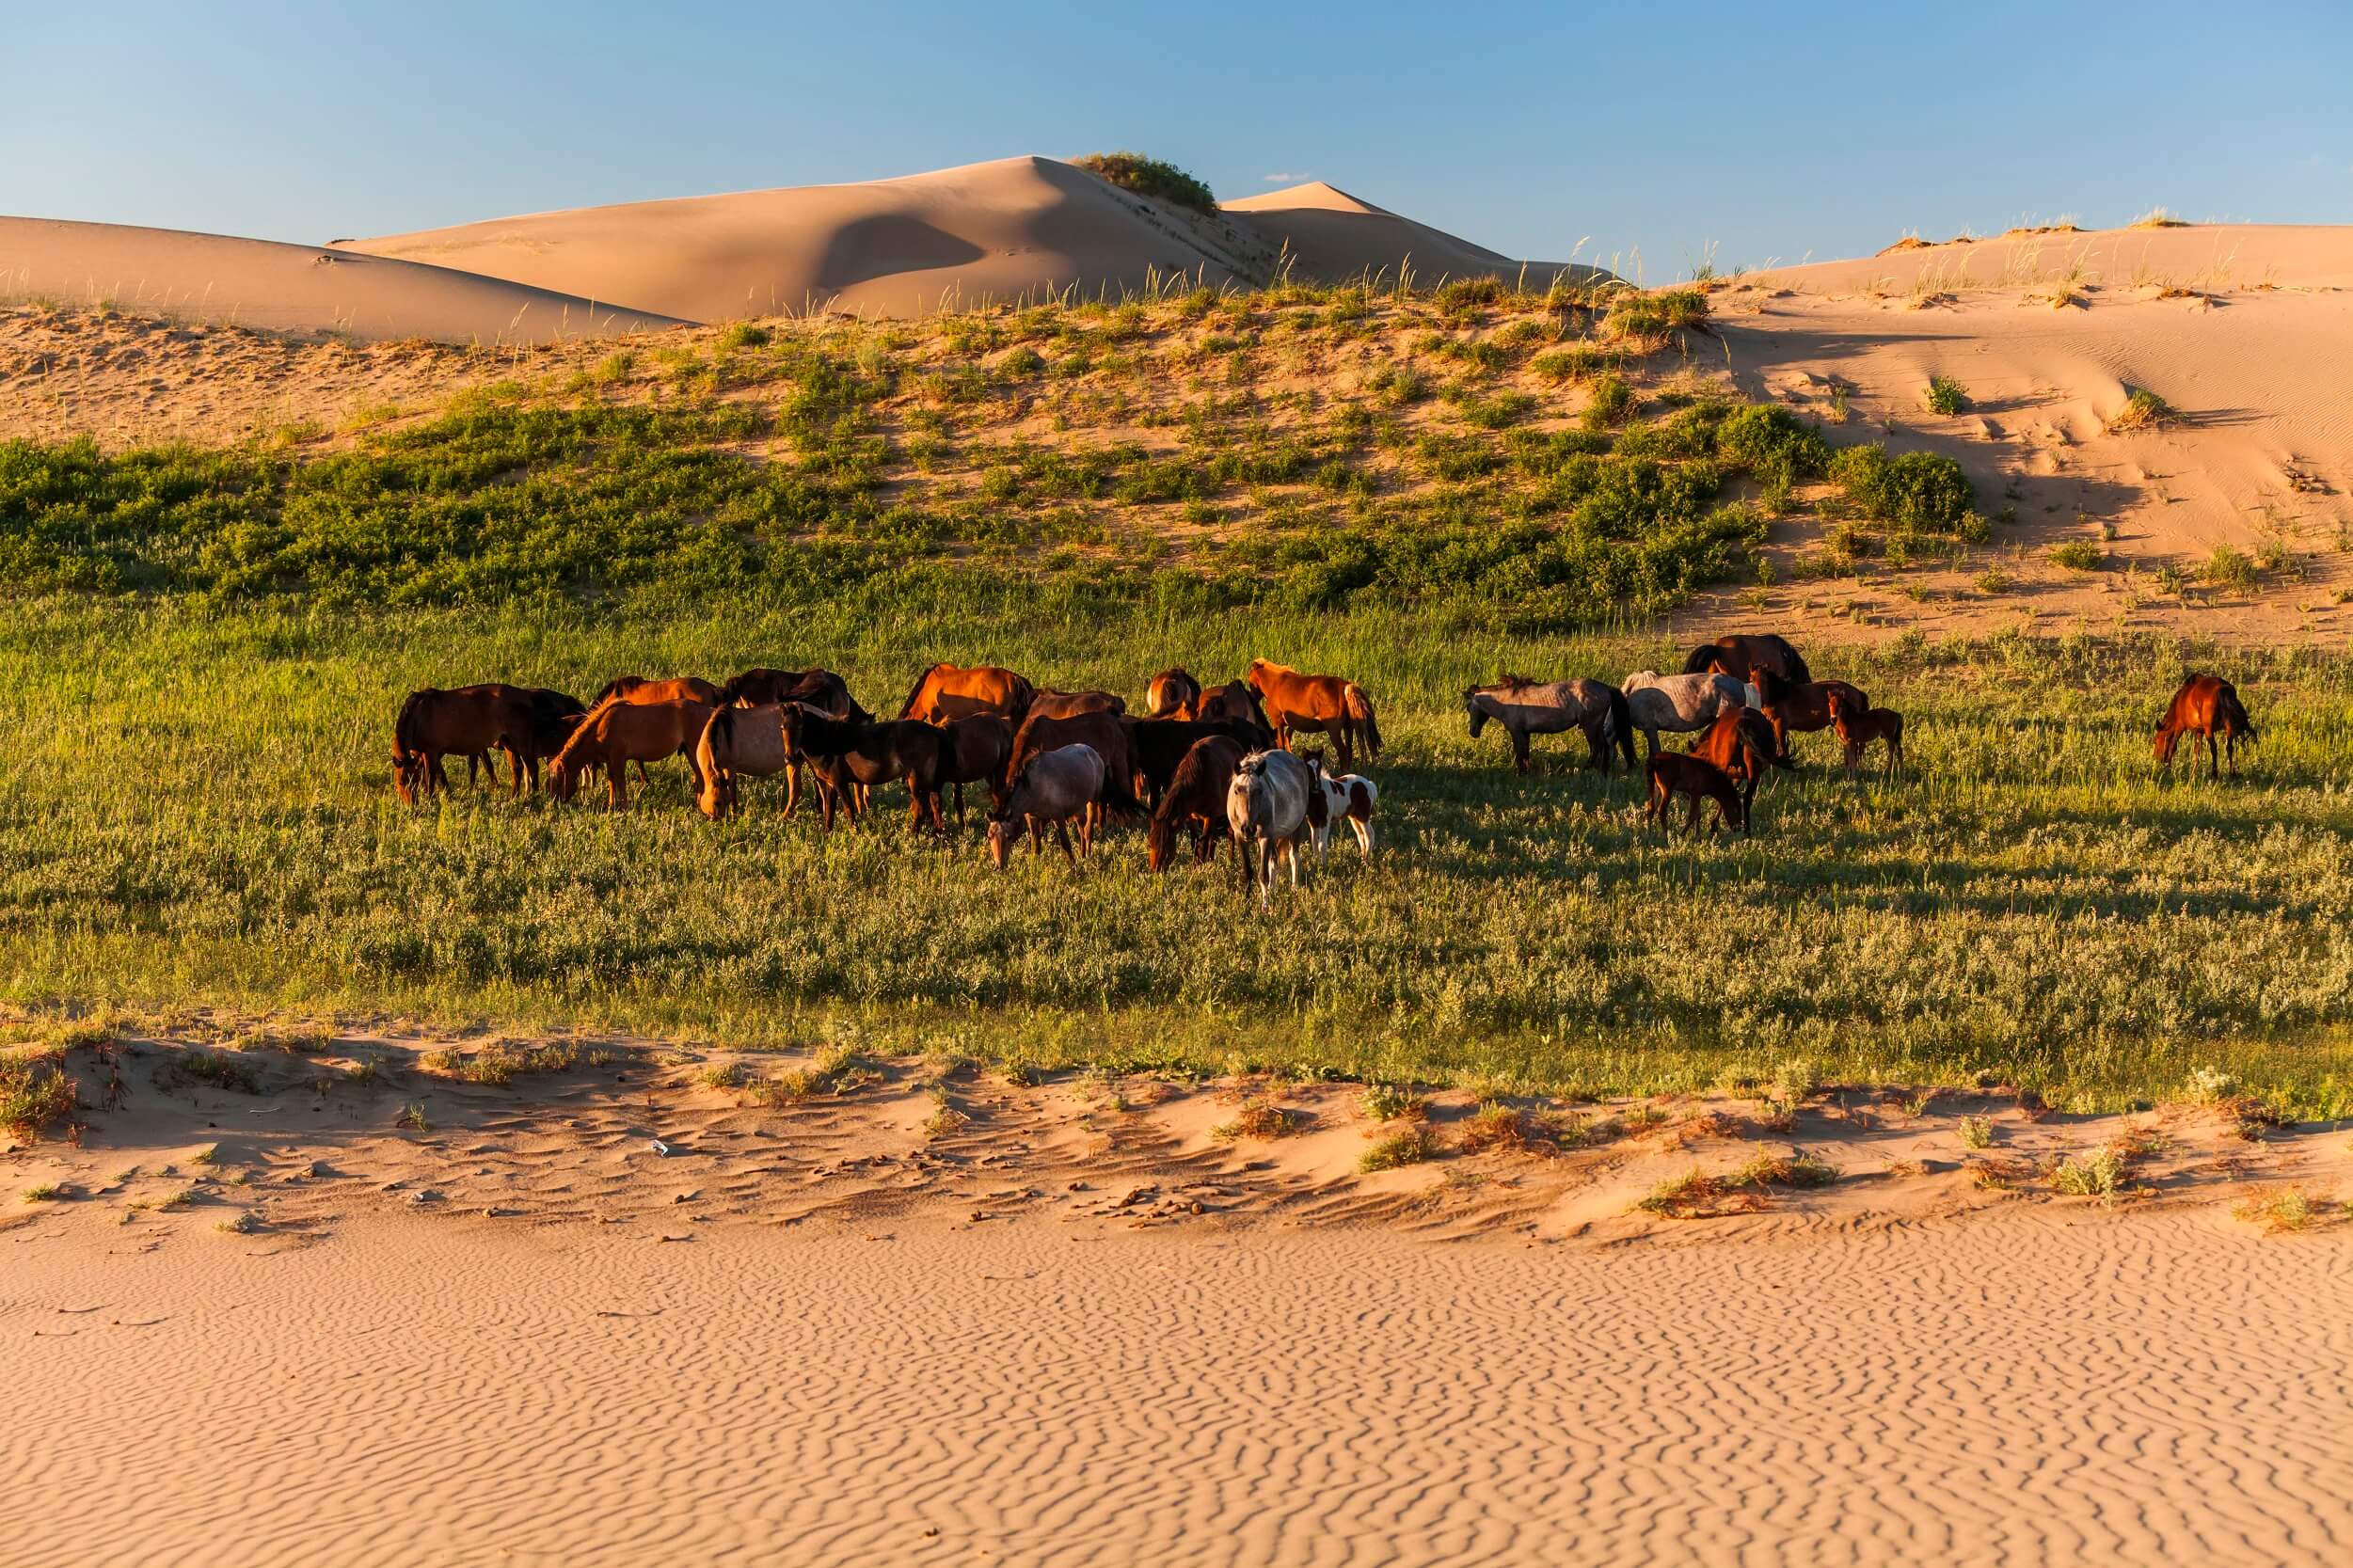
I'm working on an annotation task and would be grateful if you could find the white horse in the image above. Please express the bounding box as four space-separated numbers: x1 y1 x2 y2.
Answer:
1462 675 1634 773
1620 671 1755 761
1225 749 1318 908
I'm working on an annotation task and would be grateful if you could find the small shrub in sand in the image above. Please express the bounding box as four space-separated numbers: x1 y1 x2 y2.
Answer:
1771 1057 1821 1108
1957 1115 1996 1150
2201 545 2257 595
1211 1098 1306 1141
1073 152 1216 216
2050 1144 2134 1203
215 1212 261 1235
697 1062 744 1091
1456 1103 1550 1155
2107 388 2177 432
23 1183 65 1202
1727 1148 1840 1190
1636 1168 1729 1216
1 1053 81 1140
1580 374 1634 430
2049 539 2106 572
393 1102 429 1132
1359 1083 1425 1122
1359 1124 1441 1173
923 1102 971 1141
2231 1187 2329 1234
1924 375 1969 416
169 1050 260 1094
2128 206 2187 230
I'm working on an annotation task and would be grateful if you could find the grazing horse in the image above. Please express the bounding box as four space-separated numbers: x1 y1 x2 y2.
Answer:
1299 752 1378 859
897 662 1035 723
1646 752 1748 835
716 667 871 723
940 715 1015 822
1682 633 1811 686
1146 668 1201 719
503 688 590 795
1826 690 1905 780
1025 689 1126 721
778 706 953 832
2154 674 2255 777
391 684 541 802
1245 659 1383 770
1226 749 1323 909
588 676 725 785
1003 711 1143 816
1463 675 1634 773
693 703 806 818
1685 705 1790 825
1147 736 1247 871
1751 669 1872 764
1621 671 1753 761
548 698 714 808
987 745 1107 867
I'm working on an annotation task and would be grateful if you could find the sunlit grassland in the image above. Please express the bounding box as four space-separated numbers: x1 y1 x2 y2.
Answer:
4 595 2349 1115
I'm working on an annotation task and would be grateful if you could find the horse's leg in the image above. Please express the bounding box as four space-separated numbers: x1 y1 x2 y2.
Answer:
636 761 652 788
608 758 628 810
1512 728 1530 775
2205 730 2219 781
1353 816 1373 855
504 745 526 799
1055 820 1077 864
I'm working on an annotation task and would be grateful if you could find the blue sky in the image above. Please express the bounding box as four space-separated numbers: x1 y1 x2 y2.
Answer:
8 1 2348 277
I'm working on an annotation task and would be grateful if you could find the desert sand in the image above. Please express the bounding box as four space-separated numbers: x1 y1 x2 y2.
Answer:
0 216 685 344
5 1034 2350 1567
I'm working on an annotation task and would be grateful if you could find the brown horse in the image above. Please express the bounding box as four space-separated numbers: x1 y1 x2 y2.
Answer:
779 706 953 832
1686 705 1790 824
1245 659 1383 770
1682 633 1811 686
1025 689 1126 721
2154 673 2256 777
1826 690 1905 780
1752 669 1872 763
1003 711 1143 816
716 667 871 723
1148 736 1248 871
1181 678 1272 732
897 662 1035 723
1646 752 1748 834
548 698 714 808
1128 717 1274 806
503 688 591 795
588 676 724 785
940 715 1015 822
392 685 536 802
1146 668 1201 719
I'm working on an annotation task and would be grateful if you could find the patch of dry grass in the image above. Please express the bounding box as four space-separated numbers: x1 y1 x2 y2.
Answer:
1359 1123 1441 1172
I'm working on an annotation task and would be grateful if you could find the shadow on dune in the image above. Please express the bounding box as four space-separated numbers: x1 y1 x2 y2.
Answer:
810 214 988 293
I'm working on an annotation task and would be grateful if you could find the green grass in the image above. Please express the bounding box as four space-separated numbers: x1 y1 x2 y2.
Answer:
1 603 2350 1115
2050 540 2107 572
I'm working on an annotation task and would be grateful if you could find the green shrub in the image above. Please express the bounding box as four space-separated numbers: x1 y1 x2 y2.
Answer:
1715 404 1829 483
1 1053 80 1140
714 323 771 351
1072 151 1216 215
2050 540 2105 571
1925 376 1968 416
2202 544 2257 594
1530 343 1619 384
1828 444 1975 532
1581 375 1635 430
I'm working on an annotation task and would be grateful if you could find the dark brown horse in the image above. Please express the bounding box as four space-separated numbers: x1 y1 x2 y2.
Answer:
1826 690 1905 779
940 715 1015 822
779 707 953 832
1146 668 1201 719
1182 679 1271 731
1686 705 1791 824
1148 736 1248 871
1003 711 1143 816
1025 689 1126 721
1245 659 1383 770
1646 752 1748 834
897 662 1035 723
1128 716 1275 806
2154 674 2255 776
503 688 591 794
1752 669 1872 763
716 667 871 723
1682 633 1811 686
391 685 542 802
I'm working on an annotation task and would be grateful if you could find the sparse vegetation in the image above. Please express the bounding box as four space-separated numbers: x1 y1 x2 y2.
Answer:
23 1182 64 1202
1957 1115 1995 1150
2202 544 2258 595
2232 1187 2329 1234
1073 152 1216 216
1212 1098 1306 1141
1924 376 1969 416
2050 540 2105 571
1 1052 80 1140
1359 1083 1425 1122
2108 388 2178 432
1359 1123 1441 1172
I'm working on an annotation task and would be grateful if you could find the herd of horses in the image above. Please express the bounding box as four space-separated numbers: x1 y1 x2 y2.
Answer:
389 631 2259 898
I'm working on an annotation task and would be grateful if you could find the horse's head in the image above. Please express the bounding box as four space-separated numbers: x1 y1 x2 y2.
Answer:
1146 810 1176 872
546 756 581 802
1462 689 1490 736
1244 659 1272 694
2152 725 2180 763
985 813 1017 869
391 750 424 804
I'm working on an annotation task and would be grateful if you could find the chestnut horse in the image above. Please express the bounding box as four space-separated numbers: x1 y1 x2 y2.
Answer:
1245 659 1383 770
2154 674 2256 777
1686 705 1790 825
1682 633 1810 686
392 684 534 803
897 662 1035 723
1752 669 1872 763
1182 679 1272 733
588 676 724 785
1646 752 1748 835
1826 690 1905 780
548 697 714 808
1146 668 1201 719
1025 689 1126 721
778 707 953 832
1148 736 1247 871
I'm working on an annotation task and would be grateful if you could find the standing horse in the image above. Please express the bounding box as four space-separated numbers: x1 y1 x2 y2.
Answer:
1182 679 1273 735
1826 690 1905 780
548 698 714 808
1003 711 1143 816
1245 659 1382 770
717 668 870 723
1751 669 1872 764
693 704 808 818
1146 668 1201 719
1463 675 1634 773
391 685 539 803
588 676 724 786
1682 634 1811 686
778 707 954 833
1129 717 1272 806
897 662 1035 723
2154 674 2255 777
1226 749 1323 909
987 745 1107 867
1300 753 1378 859
1621 671 1753 761
1148 736 1247 871
1024 689 1126 721
1646 752 1748 835
940 715 1015 822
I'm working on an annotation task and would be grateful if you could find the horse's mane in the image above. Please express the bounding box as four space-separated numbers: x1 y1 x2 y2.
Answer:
895 662 947 720
591 675 645 707
547 702 608 773
1495 673 1542 689
393 689 430 754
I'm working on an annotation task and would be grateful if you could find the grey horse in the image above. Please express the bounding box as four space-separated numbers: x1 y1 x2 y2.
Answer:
1463 675 1635 773
1225 749 1319 909
1620 671 1755 761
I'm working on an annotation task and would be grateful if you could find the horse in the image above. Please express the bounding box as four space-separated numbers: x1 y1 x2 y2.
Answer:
716 667 871 723
1147 736 1248 871
1299 752 1378 859
1245 659 1383 770
1129 716 1274 806
1621 671 1753 761
1685 704 1790 825
1024 689 1126 722
987 745 1107 867
1463 675 1634 773
897 662 1035 723
693 704 806 818
1182 678 1272 732
1681 634 1811 686
1226 749 1323 909
391 685 539 803
1826 690 1905 780
547 697 714 808
1646 752 1748 835
1146 668 1201 719
1751 669 1873 764
586 676 725 785
1003 711 1143 816
940 714 1015 822
504 688 591 795
778 706 953 833
2154 673 2256 777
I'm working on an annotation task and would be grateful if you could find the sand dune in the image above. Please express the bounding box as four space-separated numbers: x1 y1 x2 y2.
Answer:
5 1035 2349 1566
338 157 1600 321
0 216 685 344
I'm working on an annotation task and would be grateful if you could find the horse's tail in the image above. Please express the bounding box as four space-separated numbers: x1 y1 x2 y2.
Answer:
1100 744 1143 820
1347 685 1382 757
2219 685 2256 742
896 663 945 721
1681 642 1719 675
1608 687 1635 769
694 706 731 814
1007 673 1037 721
